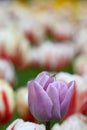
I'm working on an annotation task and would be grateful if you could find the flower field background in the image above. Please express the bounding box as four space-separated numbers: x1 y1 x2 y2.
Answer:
0 0 87 130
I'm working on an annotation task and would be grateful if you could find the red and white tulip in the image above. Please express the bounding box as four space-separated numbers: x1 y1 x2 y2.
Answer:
0 58 16 86
6 119 45 130
0 79 15 123
52 114 87 130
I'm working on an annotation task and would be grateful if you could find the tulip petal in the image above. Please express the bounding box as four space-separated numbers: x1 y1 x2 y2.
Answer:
28 81 53 121
35 71 55 90
46 82 61 120
6 119 23 130
58 82 68 104
60 81 75 117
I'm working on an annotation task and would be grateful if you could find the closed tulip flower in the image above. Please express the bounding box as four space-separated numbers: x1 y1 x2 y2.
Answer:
28 71 75 121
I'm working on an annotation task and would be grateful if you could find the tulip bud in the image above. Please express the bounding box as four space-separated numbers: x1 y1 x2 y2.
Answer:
73 54 87 75
28 71 75 121
0 58 16 86
29 42 75 70
52 20 73 42
0 79 15 123
0 27 30 69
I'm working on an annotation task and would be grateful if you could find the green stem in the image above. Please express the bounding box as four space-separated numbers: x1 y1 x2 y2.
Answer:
46 121 50 130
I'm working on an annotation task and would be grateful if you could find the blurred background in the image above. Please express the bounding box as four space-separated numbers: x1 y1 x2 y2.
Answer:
0 0 87 129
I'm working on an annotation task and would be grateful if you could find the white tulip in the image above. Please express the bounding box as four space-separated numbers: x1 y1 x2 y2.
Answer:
61 114 87 130
6 119 45 130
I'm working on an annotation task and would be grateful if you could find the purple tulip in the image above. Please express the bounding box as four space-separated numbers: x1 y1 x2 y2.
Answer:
28 71 75 121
